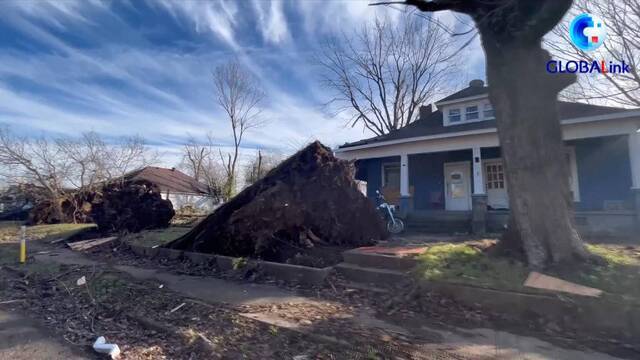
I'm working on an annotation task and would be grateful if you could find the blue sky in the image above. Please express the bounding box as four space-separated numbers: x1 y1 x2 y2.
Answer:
0 0 485 165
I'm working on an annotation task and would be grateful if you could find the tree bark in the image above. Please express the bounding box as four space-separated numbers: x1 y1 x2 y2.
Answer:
476 10 590 268
401 0 592 268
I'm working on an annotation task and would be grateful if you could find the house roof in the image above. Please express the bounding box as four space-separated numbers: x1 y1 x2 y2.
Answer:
338 100 637 150
124 166 210 195
436 83 489 104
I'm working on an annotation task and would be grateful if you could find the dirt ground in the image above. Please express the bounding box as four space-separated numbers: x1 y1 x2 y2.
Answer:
1 224 638 359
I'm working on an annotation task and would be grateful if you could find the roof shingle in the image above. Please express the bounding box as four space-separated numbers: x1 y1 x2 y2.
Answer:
339 100 636 149
124 167 210 195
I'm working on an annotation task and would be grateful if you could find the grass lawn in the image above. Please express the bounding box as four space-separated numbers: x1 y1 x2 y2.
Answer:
415 241 640 299
0 222 93 272
0 221 95 243
122 226 191 247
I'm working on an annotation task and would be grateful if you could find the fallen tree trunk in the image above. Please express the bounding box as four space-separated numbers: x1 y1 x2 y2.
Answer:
165 141 386 262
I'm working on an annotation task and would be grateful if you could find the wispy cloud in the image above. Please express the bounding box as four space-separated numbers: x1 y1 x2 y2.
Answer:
0 0 485 167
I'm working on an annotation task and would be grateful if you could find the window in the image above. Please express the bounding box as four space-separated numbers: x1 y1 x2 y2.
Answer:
485 163 505 190
382 163 400 189
448 108 461 123
483 103 495 119
466 106 479 120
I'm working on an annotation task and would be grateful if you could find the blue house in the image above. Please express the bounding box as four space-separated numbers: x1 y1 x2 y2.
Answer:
335 80 640 236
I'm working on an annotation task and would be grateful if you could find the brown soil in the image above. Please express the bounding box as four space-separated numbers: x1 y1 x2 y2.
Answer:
166 141 387 263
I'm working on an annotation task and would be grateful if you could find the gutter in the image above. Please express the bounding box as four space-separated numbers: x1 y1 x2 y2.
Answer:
336 110 640 153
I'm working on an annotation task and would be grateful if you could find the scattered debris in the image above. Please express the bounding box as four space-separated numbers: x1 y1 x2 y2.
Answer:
169 302 186 313
49 237 66 244
76 276 87 286
524 271 603 297
93 336 121 359
67 236 118 251
0 299 24 305
166 141 386 263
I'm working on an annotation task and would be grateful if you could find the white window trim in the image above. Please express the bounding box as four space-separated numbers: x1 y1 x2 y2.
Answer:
483 103 495 120
381 162 401 188
465 105 479 121
482 158 507 192
444 100 494 126
448 108 461 123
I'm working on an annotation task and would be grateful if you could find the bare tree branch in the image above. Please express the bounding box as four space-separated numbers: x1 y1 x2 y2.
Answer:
548 0 640 107
213 60 266 200
318 9 457 136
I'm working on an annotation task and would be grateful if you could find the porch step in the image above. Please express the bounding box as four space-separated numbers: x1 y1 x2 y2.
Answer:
405 220 471 234
408 211 471 221
335 263 409 286
342 249 418 271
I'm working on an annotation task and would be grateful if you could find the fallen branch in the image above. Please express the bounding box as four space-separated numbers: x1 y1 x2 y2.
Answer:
169 302 186 314
0 299 25 305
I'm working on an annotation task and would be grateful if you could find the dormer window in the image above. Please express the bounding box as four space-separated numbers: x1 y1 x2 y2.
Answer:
448 108 461 123
465 106 479 120
484 104 495 119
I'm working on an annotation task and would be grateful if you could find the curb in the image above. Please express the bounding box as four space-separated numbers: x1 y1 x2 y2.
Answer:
127 243 331 286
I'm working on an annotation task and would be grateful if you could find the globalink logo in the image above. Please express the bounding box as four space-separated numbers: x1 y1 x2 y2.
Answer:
569 13 606 51
546 13 630 74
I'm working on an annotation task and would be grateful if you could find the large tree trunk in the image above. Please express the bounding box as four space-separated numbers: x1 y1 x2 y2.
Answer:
476 7 590 268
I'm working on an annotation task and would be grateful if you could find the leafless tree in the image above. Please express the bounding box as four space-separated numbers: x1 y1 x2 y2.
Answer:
546 0 640 107
319 9 457 135
179 133 224 198
243 149 283 186
0 127 158 222
213 60 266 200
0 127 70 220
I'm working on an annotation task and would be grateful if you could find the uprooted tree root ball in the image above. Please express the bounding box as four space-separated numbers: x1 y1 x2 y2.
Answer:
27 180 175 234
166 141 386 262
91 180 175 233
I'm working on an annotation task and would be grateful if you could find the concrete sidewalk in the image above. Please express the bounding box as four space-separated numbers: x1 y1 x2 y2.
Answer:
35 248 311 306
33 247 626 360
0 309 88 360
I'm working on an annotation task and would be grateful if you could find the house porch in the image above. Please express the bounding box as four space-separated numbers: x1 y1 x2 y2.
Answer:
353 133 640 237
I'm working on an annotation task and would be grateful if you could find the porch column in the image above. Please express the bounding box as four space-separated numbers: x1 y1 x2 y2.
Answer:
471 147 488 234
629 131 640 189
399 154 412 215
472 147 485 195
629 131 640 225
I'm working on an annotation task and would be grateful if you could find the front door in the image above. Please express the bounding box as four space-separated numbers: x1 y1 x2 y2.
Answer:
444 162 471 211
484 159 509 209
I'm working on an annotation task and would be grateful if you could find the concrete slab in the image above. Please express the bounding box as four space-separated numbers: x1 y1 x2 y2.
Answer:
0 309 88 360
34 248 99 266
35 248 312 306
335 262 408 286
113 265 311 306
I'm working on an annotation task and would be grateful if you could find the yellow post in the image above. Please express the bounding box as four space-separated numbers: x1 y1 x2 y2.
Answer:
19 225 26 264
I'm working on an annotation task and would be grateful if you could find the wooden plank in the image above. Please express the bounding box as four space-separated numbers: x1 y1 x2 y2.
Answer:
67 236 118 251
524 271 603 297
